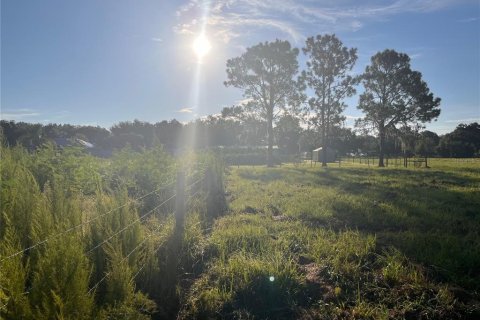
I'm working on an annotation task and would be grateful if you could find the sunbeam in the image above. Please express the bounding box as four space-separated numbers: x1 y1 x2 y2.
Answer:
184 0 212 151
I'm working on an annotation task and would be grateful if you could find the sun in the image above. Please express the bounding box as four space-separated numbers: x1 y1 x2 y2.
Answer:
193 34 211 59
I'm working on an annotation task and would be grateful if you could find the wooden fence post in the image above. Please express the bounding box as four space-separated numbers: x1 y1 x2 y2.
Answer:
175 171 185 231
205 167 214 221
205 166 226 222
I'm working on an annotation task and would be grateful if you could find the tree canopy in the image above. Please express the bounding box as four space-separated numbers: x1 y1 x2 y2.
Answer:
357 49 441 166
224 39 305 166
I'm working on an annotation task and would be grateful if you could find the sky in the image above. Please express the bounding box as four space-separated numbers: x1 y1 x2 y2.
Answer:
1 0 479 134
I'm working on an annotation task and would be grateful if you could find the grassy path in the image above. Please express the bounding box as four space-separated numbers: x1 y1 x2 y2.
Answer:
179 161 480 319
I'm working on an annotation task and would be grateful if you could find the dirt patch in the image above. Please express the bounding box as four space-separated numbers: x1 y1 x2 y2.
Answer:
272 215 291 221
299 262 338 303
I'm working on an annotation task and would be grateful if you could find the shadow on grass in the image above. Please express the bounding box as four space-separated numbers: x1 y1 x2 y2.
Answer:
235 166 480 290
137 226 183 320
329 169 479 289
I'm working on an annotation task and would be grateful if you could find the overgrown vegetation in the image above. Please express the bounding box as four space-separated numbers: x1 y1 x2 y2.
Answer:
0 141 220 319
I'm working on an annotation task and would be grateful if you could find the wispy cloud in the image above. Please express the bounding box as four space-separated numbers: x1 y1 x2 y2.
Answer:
177 107 195 113
409 52 423 59
458 17 478 23
151 37 163 42
444 117 480 123
0 108 40 120
174 0 462 44
0 108 72 122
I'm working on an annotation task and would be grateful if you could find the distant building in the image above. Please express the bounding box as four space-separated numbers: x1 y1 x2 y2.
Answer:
76 138 94 148
52 137 95 149
312 147 336 163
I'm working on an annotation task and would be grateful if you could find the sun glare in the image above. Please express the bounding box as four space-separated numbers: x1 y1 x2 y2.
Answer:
193 34 211 59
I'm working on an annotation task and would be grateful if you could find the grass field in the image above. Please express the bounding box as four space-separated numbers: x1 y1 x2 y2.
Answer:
180 159 480 319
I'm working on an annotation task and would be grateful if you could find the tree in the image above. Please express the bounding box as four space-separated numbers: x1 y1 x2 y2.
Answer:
154 119 182 152
221 105 267 146
110 120 156 149
357 49 441 166
275 114 302 153
224 39 305 166
416 130 440 157
329 126 356 155
302 34 358 166
438 122 480 157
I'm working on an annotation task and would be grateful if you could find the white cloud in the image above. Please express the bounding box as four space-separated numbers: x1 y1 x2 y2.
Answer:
351 20 363 31
235 98 253 105
151 37 163 42
177 107 195 113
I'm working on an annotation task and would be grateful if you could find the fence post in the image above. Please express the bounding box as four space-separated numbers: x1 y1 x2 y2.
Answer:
205 166 226 222
205 167 215 221
175 171 185 231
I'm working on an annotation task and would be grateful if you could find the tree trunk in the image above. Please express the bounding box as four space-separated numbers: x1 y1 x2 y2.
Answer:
323 116 330 167
267 109 274 167
378 125 385 167
320 108 327 167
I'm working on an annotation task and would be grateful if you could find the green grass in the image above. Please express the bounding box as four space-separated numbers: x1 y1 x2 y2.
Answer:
180 159 480 319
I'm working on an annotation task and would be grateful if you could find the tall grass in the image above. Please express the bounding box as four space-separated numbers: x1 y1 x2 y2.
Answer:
0 143 220 319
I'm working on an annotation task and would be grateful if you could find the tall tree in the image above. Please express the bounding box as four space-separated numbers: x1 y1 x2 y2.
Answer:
357 49 441 166
275 114 302 153
224 39 305 166
302 34 358 166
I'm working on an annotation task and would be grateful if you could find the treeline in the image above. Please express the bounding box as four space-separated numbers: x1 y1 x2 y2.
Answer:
0 119 242 155
2 118 480 158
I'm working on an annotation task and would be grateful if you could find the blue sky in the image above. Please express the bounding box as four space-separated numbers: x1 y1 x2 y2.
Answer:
1 0 479 134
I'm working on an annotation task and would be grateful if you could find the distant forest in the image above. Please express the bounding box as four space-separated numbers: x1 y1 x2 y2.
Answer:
1 117 479 158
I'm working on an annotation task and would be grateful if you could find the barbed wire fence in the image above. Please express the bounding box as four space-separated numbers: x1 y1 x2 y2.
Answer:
0 165 226 306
